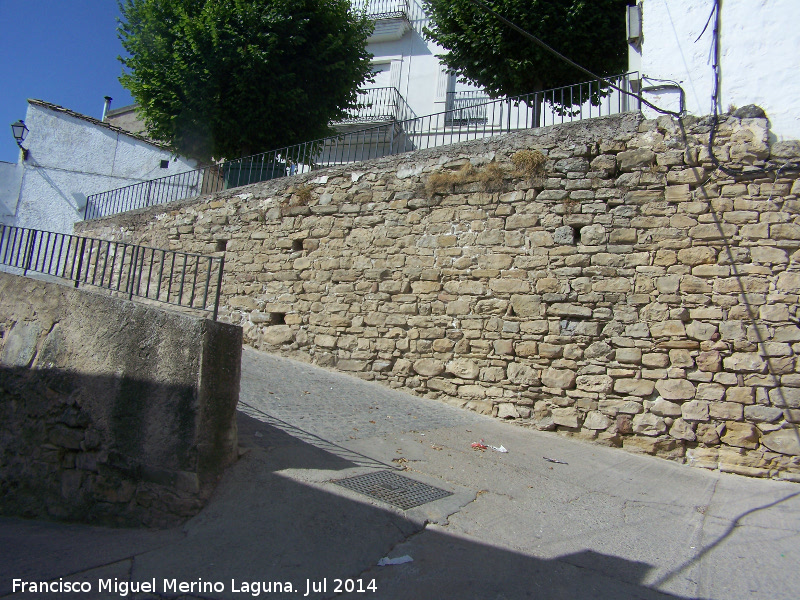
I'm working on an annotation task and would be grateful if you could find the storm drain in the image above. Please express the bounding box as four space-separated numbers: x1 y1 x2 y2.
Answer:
332 470 452 510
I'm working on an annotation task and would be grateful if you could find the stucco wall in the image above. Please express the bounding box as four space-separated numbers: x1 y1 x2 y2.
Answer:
638 0 800 140
76 112 800 480
0 273 241 527
0 161 22 218
4 101 196 233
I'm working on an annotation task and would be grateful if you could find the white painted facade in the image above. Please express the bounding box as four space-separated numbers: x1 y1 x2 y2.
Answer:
1 100 196 233
633 0 800 140
350 0 486 125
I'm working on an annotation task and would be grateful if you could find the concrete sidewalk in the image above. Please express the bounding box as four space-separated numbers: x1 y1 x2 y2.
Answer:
2 347 798 600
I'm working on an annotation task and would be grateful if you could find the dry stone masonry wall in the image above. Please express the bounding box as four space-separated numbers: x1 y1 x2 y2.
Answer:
76 112 800 480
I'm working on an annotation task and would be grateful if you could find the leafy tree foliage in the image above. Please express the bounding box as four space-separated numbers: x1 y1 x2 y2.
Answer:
423 0 629 102
119 0 373 161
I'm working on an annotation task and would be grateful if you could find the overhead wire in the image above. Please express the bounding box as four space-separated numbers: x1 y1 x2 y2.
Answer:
465 0 682 118
465 0 799 177
705 0 800 176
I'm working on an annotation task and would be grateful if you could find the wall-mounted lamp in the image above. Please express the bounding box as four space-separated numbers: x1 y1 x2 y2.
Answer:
11 119 29 160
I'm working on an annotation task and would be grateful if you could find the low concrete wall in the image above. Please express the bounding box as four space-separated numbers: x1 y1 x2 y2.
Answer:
0 272 242 527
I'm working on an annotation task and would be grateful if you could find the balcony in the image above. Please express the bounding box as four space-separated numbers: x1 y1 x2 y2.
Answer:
351 0 412 41
338 87 415 125
351 0 409 20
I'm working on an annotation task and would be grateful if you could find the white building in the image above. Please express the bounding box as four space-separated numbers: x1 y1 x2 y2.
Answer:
1 99 196 233
630 0 800 140
344 0 487 126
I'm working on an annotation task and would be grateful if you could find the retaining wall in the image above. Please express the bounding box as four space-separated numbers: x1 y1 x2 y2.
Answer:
0 273 242 527
76 111 800 480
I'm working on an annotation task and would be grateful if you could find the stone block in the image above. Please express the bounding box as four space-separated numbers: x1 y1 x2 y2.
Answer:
650 397 682 417
446 359 480 380
632 413 667 436
538 343 563 359
541 367 575 389
552 408 581 428
616 347 642 364
721 422 760 449
576 375 613 393
669 418 696 441
677 247 717 266
515 341 538 357
682 400 710 421
709 401 743 421
769 387 800 408
584 411 612 430
655 379 696 401
262 325 293 346
617 148 655 171
496 403 520 419
510 295 542 317
696 351 721 372
584 341 614 360
744 405 783 423
413 359 445 377
723 353 766 373
695 383 725 402
760 429 800 456
507 363 540 386
650 321 686 337
614 378 655 397
642 353 669 368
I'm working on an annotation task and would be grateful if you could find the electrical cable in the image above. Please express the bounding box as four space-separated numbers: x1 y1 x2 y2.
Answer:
464 0 682 118
706 0 799 177
466 0 799 177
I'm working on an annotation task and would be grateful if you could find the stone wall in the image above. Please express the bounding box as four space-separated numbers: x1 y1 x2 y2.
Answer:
0 273 242 527
76 111 800 480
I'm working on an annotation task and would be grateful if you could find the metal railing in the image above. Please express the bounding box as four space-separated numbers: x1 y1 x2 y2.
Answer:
84 72 640 220
445 91 491 125
340 87 416 123
351 0 409 20
0 224 224 320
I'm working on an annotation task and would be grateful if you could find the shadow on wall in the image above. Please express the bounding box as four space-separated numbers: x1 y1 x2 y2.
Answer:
0 408 689 600
0 363 238 529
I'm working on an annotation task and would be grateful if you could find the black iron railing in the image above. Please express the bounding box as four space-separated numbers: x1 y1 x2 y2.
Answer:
0 225 224 320
84 72 640 220
340 87 416 123
445 91 491 125
351 0 409 20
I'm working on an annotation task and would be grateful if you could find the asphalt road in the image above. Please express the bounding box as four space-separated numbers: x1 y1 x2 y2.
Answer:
1 346 798 600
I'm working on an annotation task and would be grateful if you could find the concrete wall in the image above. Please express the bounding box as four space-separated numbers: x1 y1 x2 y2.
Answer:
76 112 800 480
2 101 196 233
636 0 800 140
0 273 241 527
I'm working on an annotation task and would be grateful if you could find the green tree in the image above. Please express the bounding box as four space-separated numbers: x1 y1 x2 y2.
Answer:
118 0 373 161
423 0 629 106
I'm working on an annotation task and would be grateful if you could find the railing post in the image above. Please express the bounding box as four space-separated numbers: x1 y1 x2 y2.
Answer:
128 245 140 299
23 229 36 275
212 255 224 321
74 237 87 288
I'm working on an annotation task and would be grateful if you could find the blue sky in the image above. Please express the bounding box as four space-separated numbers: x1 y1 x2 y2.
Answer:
0 0 134 164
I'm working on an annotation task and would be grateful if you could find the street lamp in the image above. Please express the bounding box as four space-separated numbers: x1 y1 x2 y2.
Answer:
11 119 29 160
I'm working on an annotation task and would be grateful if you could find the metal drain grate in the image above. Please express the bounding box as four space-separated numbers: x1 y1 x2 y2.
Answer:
332 470 452 510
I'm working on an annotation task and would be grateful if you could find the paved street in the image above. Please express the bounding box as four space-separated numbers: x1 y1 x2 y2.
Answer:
1 346 799 600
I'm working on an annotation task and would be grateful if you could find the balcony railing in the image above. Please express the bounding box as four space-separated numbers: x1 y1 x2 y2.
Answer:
84 72 640 221
351 0 409 20
339 87 416 123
